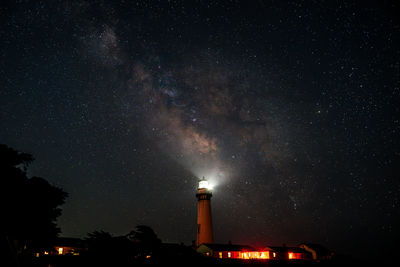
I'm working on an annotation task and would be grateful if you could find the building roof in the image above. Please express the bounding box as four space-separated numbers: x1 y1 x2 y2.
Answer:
200 243 256 252
265 246 307 253
300 244 331 255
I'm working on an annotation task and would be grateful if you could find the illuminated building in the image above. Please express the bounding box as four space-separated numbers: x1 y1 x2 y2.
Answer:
263 246 311 260
197 243 256 259
197 243 271 259
196 177 214 247
52 237 87 256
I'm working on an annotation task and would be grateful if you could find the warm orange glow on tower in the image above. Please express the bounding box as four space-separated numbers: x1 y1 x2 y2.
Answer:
196 177 214 247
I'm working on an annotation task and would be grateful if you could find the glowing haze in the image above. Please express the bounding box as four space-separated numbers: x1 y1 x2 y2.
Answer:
126 59 271 190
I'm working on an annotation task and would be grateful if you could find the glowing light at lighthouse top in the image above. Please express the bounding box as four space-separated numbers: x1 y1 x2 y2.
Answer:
198 177 213 190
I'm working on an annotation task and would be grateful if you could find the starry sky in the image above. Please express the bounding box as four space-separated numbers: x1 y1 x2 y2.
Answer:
1 0 399 259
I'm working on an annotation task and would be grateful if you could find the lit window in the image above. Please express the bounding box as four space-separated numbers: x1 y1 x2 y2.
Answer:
58 247 63 255
228 252 231 258
288 253 294 259
219 252 222 258
273 252 276 257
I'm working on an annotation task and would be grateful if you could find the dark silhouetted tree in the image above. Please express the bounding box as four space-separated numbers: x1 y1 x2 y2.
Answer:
85 230 113 254
126 225 161 246
126 225 161 260
1 144 68 251
86 230 113 241
85 230 134 266
84 225 161 266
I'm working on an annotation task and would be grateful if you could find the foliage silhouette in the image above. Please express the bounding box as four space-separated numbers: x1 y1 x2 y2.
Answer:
127 225 161 250
1 144 68 251
84 226 162 266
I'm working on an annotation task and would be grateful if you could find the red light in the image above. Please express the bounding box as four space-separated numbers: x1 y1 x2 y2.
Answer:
240 251 270 260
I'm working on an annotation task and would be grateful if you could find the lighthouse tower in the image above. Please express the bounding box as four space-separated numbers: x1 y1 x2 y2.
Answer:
196 177 214 247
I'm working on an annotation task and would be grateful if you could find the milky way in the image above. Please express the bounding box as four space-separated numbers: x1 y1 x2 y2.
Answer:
0 0 399 259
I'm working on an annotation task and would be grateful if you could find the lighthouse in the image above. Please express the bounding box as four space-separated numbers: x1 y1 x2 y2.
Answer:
196 177 214 247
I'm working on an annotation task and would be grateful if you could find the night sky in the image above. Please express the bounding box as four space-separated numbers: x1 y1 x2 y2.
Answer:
1 0 399 259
